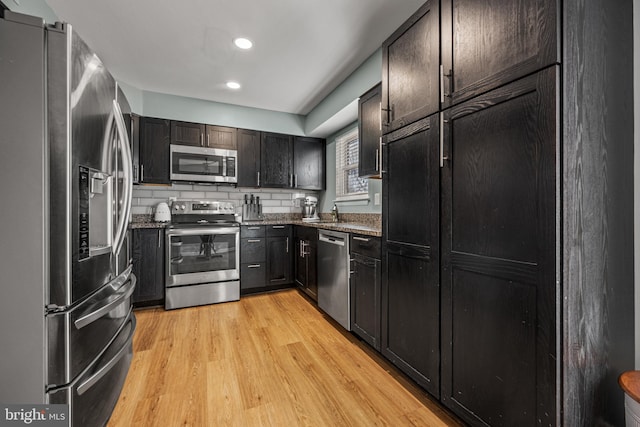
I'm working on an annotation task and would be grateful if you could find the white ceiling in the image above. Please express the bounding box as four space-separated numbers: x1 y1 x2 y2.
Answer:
44 0 424 116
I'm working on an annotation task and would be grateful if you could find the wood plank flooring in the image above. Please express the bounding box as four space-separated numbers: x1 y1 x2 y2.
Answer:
108 289 461 426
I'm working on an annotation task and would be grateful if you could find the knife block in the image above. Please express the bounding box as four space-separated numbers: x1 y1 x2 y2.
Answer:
242 203 263 221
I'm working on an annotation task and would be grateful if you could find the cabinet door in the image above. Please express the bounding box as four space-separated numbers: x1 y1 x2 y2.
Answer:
293 136 325 190
171 121 205 147
139 117 170 184
358 83 382 178
440 68 558 426
261 132 293 188
350 254 381 350
382 0 439 134
441 0 559 108
132 228 165 307
266 234 292 285
382 114 440 397
205 125 237 150
294 237 307 288
240 238 265 264
237 129 261 187
241 263 266 291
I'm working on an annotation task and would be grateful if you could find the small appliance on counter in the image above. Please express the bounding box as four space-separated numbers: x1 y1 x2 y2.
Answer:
242 193 263 221
154 202 171 222
302 196 320 222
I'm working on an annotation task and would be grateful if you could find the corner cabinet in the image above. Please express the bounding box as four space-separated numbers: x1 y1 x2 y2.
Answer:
358 84 382 178
131 228 165 307
139 117 170 184
293 136 325 190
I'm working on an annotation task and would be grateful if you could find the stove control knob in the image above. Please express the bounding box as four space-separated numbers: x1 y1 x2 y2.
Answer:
180 204 186 210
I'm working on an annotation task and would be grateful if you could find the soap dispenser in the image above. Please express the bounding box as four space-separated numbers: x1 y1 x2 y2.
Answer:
331 204 339 222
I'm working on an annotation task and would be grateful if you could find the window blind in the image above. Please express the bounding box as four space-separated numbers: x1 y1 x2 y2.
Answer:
335 128 368 200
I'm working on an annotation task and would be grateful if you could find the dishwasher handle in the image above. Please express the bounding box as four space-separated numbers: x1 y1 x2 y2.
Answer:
319 233 346 246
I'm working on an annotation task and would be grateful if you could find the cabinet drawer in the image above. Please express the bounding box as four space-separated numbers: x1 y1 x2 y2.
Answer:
241 238 266 263
241 225 265 238
241 263 266 290
350 234 381 259
266 224 291 237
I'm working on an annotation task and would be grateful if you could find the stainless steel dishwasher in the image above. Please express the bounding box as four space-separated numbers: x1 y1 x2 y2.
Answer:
317 229 351 330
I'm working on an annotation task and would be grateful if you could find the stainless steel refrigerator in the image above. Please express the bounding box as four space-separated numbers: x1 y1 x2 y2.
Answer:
0 10 136 426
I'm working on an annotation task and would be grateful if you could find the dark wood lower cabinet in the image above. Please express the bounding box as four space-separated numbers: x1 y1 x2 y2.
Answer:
241 225 293 294
350 235 381 351
266 226 293 286
294 226 317 301
440 67 557 426
131 228 165 307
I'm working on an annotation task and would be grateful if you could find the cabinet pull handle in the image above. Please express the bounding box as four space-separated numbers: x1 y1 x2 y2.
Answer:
272 225 285 229
375 149 379 172
379 102 382 131
286 237 289 253
353 236 370 242
140 164 144 181
257 171 260 187
247 239 261 243
158 229 161 247
294 174 298 188
247 264 261 268
207 134 210 147
247 226 261 230
440 113 450 168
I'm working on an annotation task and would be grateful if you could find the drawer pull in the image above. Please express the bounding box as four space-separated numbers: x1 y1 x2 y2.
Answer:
247 227 261 230
353 236 370 242
247 264 261 268
272 225 285 229
247 239 261 243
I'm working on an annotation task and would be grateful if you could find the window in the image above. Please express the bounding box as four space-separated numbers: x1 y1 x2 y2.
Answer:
335 127 368 201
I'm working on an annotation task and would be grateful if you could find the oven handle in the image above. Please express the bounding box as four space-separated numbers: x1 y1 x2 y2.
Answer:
166 227 240 237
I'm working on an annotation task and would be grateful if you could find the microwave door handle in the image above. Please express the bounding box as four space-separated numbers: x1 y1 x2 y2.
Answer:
111 100 133 257
222 157 227 177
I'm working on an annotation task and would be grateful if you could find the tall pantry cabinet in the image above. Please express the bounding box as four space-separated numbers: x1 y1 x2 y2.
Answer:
380 0 634 426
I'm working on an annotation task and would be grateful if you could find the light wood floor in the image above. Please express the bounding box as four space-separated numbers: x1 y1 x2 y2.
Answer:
108 289 461 426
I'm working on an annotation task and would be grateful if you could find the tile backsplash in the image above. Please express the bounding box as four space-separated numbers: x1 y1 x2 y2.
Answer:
132 183 315 215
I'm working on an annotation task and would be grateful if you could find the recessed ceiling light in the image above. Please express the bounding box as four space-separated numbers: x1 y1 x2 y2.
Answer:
233 38 253 50
226 81 241 90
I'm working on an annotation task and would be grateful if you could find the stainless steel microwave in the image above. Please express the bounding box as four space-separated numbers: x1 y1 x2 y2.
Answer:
170 145 237 184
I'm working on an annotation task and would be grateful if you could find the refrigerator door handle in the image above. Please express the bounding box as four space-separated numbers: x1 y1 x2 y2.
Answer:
77 313 136 396
74 268 136 330
112 100 133 256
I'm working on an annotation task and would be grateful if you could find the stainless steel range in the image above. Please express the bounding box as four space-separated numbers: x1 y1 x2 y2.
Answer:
165 199 240 309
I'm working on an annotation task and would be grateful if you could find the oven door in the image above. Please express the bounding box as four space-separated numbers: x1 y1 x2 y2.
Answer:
170 145 237 183
166 226 240 287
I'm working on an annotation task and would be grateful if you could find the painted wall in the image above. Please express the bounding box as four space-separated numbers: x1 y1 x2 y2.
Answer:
318 121 382 215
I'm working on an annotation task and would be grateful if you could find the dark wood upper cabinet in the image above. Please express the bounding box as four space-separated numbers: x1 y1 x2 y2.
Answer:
139 117 170 184
170 120 204 147
205 125 237 150
293 136 325 190
382 0 439 134
237 129 261 187
358 83 382 178
261 132 293 188
440 0 559 108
